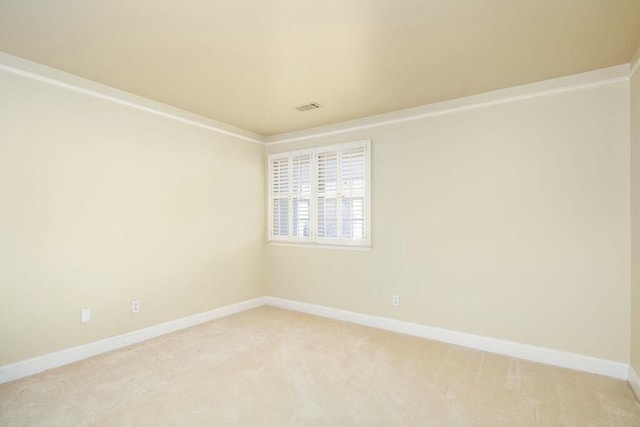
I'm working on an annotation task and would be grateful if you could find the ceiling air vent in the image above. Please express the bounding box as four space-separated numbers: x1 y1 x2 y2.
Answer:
296 102 321 112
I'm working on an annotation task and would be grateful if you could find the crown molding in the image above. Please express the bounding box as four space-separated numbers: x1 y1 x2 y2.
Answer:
265 64 630 145
632 60 640 79
631 47 640 78
0 52 265 145
2 51 634 147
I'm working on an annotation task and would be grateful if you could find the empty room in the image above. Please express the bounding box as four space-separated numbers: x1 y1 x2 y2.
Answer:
1 0 640 425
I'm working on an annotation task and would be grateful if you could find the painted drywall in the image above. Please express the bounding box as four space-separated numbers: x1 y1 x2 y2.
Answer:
266 80 631 363
0 70 265 366
631 50 640 373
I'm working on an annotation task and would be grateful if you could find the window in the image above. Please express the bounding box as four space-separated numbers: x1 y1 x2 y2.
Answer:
268 140 371 247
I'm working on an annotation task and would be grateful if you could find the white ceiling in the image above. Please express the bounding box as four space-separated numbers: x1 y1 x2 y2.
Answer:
1 0 639 136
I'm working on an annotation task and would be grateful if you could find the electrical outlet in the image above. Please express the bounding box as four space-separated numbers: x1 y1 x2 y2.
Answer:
131 300 140 313
392 295 400 306
81 308 91 323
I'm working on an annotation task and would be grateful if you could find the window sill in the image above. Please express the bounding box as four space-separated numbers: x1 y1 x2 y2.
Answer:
267 241 372 251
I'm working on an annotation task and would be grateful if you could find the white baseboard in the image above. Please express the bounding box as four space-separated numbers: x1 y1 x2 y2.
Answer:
1 295 631 385
264 296 629 380
0 297 266 384
629 366 640 401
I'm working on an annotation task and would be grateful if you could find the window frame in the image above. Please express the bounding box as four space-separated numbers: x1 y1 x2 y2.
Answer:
267 139 371 248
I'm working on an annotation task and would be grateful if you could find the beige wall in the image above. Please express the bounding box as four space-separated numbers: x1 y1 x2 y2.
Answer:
0 71 265 366
632 51 640 372
266 82 631 362
1 60 634 369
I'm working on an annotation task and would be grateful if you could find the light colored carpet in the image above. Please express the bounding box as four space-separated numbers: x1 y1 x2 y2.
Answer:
1 306 639 426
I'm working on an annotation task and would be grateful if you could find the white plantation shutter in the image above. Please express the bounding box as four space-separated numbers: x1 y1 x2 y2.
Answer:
316 141 368 245
269 154 290 238
317 149 338 238
291 151 312 239
340 144 366 240
268 140 370 247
